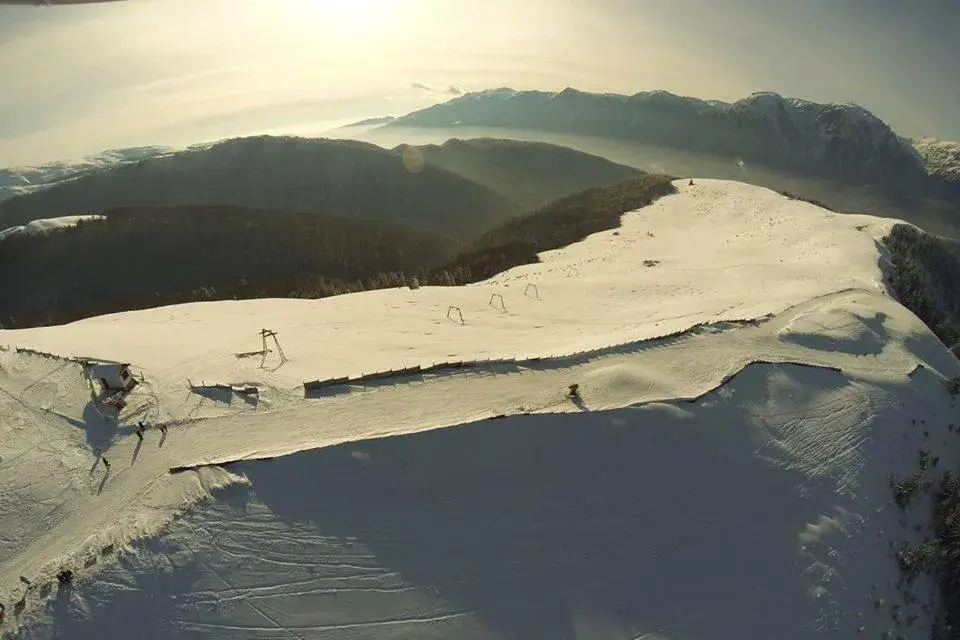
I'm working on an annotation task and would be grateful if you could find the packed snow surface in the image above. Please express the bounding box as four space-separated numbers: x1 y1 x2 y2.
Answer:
1 179 958 639
0 215 105 243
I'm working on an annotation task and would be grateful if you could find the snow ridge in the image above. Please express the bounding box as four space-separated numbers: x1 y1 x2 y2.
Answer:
2 179 959 639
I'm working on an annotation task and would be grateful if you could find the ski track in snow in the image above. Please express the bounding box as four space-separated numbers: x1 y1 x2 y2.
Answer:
0 179 959 639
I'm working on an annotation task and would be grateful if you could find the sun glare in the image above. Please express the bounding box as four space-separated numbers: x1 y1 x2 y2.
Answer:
292 0 404 35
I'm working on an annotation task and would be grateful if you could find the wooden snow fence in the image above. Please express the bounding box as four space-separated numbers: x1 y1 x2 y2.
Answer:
303 376 350 393
303 365 424 394
358 370 394 383
190 381 259 394
419 363 446 374
303 357 528 396
14 346 83 364
297 315 799 398
356 365 421 383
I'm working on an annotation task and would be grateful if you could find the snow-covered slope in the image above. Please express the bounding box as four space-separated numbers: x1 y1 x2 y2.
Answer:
912 137 960 183
0 215 104 243
0 147 175 204
1 180 958 639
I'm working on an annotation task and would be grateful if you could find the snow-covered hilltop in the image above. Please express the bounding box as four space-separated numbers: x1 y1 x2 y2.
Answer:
382 88 959 201
0 146 175 204
1 180 958 639
0 215 104 243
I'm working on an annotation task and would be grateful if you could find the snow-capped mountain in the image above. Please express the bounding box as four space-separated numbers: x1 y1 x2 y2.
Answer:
912 138 960 183
383 88 956 200
0 146 175 204
1 180 958 639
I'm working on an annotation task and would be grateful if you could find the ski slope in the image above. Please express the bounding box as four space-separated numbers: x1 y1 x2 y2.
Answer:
1 179 959 639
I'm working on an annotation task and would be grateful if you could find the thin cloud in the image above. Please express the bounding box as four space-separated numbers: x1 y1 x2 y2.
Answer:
412 82 462 97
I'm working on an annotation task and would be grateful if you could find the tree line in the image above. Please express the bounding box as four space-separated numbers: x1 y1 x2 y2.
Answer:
883 223 960 353
0 206 448 328
0 175 676 328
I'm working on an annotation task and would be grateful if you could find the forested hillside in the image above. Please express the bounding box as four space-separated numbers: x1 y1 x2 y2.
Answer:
0 176 676 328
428 175 676 284
0 137 522 241
0 207 449 328
884 224 960 356
406 138 641 208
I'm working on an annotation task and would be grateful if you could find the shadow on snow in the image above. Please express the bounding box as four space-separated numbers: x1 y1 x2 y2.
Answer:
22 364 857 640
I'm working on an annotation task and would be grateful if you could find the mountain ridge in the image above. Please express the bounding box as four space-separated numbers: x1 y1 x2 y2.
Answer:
0 136 524 241
399 138 643 208
379 87 958 202
0 137 647 241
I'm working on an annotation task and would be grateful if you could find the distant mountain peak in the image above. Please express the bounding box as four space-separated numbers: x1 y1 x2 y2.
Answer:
554 87 587 98
454 87 519 101
384 86 949 199
736 91 792 110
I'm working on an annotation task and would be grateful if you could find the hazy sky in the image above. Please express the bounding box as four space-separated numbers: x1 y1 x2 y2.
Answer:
0 0 957 166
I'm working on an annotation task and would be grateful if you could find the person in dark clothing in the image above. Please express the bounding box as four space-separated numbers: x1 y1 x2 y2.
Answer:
102 457 110 469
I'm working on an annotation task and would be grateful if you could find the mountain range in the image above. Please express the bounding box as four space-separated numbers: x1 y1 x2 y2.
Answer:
4 87 958 242
0 137 641 241
372 88 960 204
